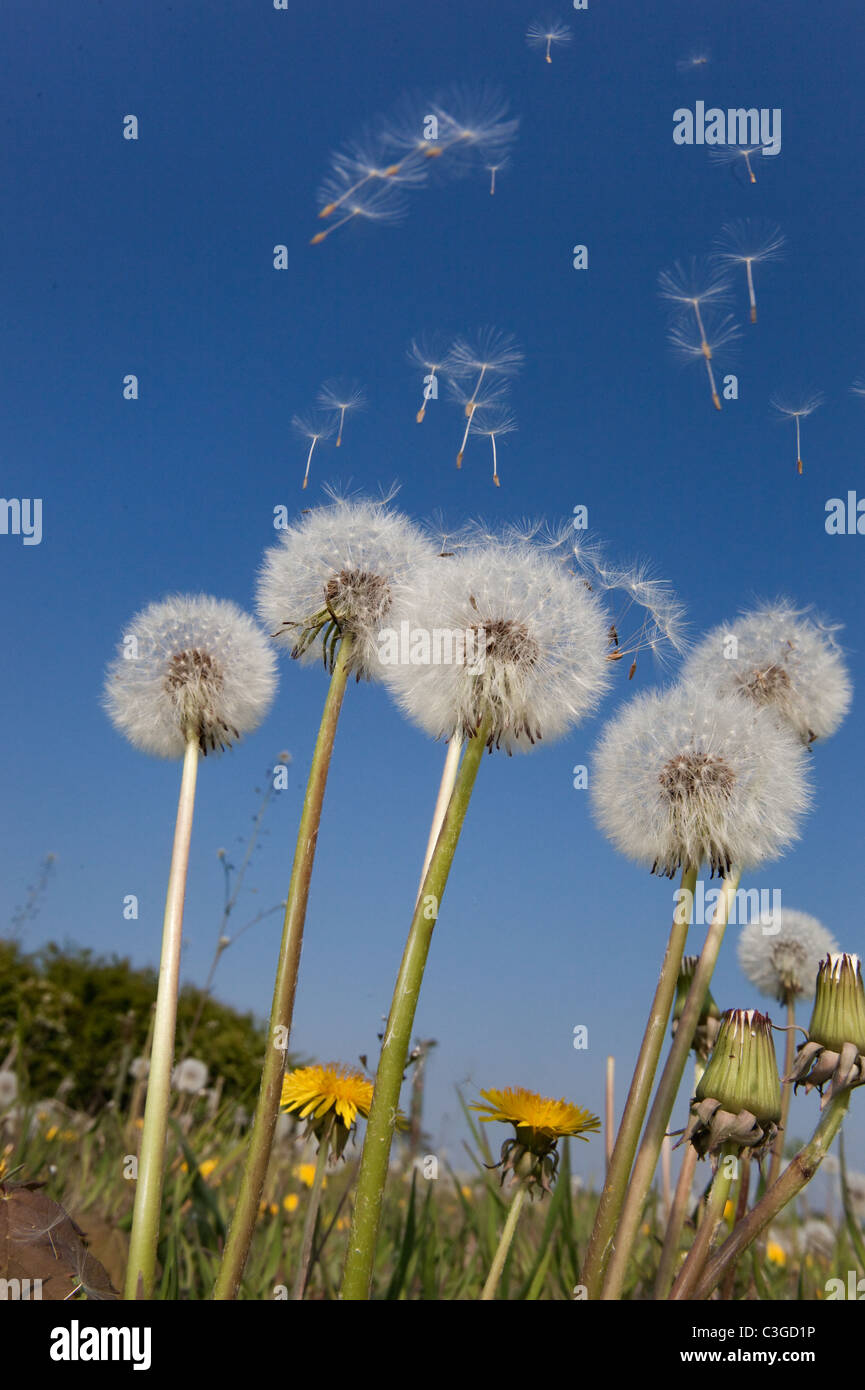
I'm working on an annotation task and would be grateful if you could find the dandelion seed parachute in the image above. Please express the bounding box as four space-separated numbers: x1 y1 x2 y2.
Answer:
676 49 711 73
408 334 452 423
738 909 838 1004
682 599 851 744
316 132 428 221
709 143 767 184
667 311 741 411
309 182 408 247
316 380 366 448
423 86 520 172
103 595 277 759
590 681 811 878
256 493 438 681
770 392 824 475
379 537 613 752
292 413 335 490
713 219 786 324
447 377 511 468
469 408 517 487
658 258 734 360
526 20 573 64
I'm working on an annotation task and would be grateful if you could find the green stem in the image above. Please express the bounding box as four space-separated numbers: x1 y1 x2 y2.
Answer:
340 720 490 1300
669 1142 737 1300
480 1184 528 1300
292 1117 334 1300
600 869 741 1300
124 736 199 1300
693 1091 850 1300
767 995 796 1189
653 1058 704 1299
581 864 698 1299
213 632 354 1300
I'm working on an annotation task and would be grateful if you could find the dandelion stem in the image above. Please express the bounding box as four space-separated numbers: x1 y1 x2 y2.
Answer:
480 1183 528 1300
292 1116 334 1300
214 632 355 1300
654 1133 699 1297
581 864 698 1299
767 996 797 1189
416 735 463 904
693 1091 850 1300
340 719 491 1300
669 1141 738 1300
599 869 741 1299
124 735 199 1300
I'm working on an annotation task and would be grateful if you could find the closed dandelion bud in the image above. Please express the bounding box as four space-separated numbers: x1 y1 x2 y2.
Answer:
787 954 865 1107
681 1009 781 1161
672 955 722 1061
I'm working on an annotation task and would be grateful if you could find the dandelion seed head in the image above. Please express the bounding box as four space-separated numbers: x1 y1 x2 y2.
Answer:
379 537 613 752
103 595 277 759
256 494 437 680
172 1058 209 1094
683 600 851 744
591 681 811 877
738 909 838 1003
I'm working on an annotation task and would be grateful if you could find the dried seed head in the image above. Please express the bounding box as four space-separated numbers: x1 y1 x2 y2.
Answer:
591 681 811 878
103 595 277 760
683 601 852 744
738 908 838 1004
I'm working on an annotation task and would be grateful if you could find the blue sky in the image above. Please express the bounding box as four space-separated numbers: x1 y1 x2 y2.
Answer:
2 0 864 1189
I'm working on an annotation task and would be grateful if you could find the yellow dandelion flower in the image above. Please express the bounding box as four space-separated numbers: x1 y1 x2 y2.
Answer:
336 1217 349 1231
461 1185 473 1201
471 1087 601 1144
767 1240 787 1266
472 1086 600 1194
44 1125 58 1141
283 1193 300 1214
281 1063 373 1132
199 1158 219 1180
723 1199 735 1222
295 1162 326 1190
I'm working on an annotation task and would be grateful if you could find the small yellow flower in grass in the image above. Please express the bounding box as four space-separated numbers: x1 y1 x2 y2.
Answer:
461 1185 473 1201
199 1158 219 1181
471 1086 601 1194
295 1162 326 1190
283 1193 300 1214
44 1126 58 1142
767 1240 787 1266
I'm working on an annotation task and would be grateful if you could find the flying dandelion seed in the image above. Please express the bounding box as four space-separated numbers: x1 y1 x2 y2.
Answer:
468 409 516 487
770 392 824 474
447 377 510 468
292 413 335 489
676 49 711 73
526 20 573 64
668 312 741 411
408 335 453 423
309 183 407 247
709 143 767 185
317 133 428 221
447 327 524 416
422 86 520 170
575 554 689 680
658 258 734 360
713 220 786 324
851 378 865 399
316 381 366 448
486 155 510 195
